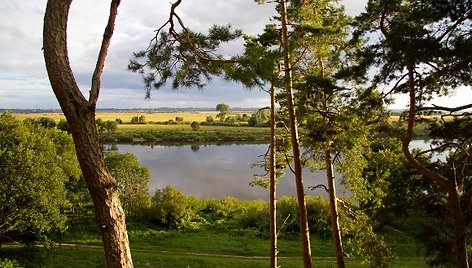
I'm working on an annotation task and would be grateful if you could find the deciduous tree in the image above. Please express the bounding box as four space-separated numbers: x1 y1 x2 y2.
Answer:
0 112 80 245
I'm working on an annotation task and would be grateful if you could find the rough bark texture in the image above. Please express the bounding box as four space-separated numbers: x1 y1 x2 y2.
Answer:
279 0 313 267
43 1 133 267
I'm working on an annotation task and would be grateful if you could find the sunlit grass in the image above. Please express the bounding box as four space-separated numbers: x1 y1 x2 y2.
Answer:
12 111 251 124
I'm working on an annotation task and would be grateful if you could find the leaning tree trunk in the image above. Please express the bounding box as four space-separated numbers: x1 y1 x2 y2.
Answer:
43 1 133 267
279 0 313 267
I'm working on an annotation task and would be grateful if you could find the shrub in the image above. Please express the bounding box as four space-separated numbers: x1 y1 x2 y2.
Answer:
0 258 23 268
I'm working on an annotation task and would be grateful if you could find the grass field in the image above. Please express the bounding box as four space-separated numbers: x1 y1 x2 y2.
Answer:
1 228 428 268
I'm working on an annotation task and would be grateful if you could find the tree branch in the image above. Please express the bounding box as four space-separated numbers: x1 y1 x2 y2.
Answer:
416 103 472 114
402 65 449 190
90 0 121 106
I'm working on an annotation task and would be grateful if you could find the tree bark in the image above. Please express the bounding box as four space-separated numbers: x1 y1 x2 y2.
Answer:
269 82 278 268
325 150 345 268
279 0 313 267
43 1 133 267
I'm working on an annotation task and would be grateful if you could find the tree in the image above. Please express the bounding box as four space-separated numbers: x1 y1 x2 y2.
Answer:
43 1 133 267
354 1 472 266
216 103 231 121
128 1 312 265
0 112 80 245
278 2 313 265
105 152 151 218
190 121 200 131
248 107 270 127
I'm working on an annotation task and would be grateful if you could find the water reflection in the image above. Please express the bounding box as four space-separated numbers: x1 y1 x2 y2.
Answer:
106 143 348 200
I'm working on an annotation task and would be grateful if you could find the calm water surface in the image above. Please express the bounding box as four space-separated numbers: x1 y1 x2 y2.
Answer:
107 140 430 200
106 143 345 200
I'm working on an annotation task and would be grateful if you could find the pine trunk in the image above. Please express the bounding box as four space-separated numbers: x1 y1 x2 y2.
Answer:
269 83 278 268
324 150 345 268
43 1 133 267
279 0 313 267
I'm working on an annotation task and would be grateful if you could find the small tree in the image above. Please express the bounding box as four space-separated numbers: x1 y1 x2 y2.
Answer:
190 121 200 131
216 103 231 121
205 115 214 123
105 152 151 218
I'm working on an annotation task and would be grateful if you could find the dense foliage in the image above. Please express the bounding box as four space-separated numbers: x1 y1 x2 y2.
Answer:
0 112 81 245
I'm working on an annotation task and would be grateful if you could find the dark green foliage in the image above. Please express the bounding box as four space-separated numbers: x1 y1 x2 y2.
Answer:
354 0 472 95
130 115 146 124
190 121 200 131
129 22 242 97
23 117 57 129
57 119 70 132
95 118 118 133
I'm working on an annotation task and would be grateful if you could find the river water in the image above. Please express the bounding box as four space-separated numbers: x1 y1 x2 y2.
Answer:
105 140 428 200
105 143 346 200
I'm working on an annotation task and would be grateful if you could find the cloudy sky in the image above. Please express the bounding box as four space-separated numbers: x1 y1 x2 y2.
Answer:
1 0 467 110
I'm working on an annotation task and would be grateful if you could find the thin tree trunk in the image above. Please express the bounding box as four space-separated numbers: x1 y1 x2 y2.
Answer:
279 0 313 267
269 82 278 268
324 150 345 268
403 64 468 268
319 55 345 268
449 184 469 268
43 1 133 267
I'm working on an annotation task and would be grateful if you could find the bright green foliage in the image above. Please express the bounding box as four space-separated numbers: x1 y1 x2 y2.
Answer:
150 185 198 227
104 152 151 218
248 107 270 127
0 112 80 244
0 258 23 268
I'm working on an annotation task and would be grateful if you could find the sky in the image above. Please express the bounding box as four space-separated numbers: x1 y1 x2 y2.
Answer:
0 0 468 110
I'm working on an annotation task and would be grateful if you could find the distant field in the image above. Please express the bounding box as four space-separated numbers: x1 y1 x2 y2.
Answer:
12 111 230 124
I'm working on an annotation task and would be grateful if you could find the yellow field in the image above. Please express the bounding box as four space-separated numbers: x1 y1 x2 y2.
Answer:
13 111 226 124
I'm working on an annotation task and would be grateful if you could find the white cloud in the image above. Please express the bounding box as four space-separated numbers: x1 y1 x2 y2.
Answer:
0 0 369 110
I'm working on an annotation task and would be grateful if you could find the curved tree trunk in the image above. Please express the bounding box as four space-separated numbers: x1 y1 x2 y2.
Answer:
43 1 133 267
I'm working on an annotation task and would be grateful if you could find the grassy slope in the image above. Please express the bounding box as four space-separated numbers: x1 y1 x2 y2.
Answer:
1 228 428 268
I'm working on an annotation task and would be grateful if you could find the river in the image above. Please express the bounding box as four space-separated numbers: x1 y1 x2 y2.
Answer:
104 143 349 200
105 140 429 200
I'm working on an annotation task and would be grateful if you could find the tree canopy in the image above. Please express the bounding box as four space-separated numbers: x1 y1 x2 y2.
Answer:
0 112 81 244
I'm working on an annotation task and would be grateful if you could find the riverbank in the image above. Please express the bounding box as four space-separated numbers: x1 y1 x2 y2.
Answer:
99 124 272 143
